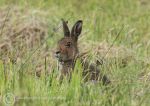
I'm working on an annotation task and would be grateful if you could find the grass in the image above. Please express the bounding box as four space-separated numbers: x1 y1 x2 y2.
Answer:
0 0 150 106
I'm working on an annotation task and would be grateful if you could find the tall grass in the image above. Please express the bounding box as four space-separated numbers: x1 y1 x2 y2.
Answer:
0 0 150 106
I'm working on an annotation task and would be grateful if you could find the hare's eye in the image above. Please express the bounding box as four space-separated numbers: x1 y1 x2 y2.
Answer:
65 42 71 47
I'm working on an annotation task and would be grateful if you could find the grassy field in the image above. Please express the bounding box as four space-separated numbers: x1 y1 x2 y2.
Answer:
0 0 150 106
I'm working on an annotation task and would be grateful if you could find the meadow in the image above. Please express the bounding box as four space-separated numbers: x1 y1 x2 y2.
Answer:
0 0 150 106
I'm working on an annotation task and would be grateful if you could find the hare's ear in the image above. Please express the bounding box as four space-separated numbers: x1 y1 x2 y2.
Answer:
71 20 82 41
62 19 70 37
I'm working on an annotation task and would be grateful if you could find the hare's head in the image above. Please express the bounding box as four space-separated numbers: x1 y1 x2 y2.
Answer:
55 19 83 63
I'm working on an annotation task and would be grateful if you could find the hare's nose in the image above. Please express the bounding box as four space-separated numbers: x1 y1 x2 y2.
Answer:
55 51 60 54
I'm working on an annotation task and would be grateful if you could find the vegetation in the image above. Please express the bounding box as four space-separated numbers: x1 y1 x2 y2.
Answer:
0 0 150 105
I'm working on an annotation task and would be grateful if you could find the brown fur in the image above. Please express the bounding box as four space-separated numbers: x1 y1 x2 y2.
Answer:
55 19 110 85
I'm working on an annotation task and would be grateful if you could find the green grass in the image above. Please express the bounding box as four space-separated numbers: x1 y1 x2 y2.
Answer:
0 0 150 106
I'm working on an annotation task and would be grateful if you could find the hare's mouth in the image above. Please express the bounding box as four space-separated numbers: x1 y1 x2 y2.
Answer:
55 53 74 64
55 55 63 62
55 54 64 62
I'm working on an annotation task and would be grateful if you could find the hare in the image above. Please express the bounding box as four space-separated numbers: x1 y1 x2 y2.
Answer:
55 19 110 85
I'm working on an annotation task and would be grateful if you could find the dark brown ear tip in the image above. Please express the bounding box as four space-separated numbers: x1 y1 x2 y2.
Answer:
78 20 83 24
61 18 68 24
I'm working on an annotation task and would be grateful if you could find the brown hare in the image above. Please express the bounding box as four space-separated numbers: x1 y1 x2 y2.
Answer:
55 19 110 85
